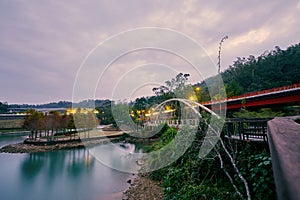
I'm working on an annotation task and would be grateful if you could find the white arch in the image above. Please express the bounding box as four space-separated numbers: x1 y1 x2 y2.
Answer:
150 98 225 159
153 98 220 119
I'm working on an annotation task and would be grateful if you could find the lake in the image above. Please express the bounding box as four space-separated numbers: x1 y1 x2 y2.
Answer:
0 135 136 200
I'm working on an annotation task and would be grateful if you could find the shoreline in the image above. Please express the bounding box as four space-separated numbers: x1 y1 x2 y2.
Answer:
0 141 85 153
0 130 30 136
0 137 121 153
123 173 164 200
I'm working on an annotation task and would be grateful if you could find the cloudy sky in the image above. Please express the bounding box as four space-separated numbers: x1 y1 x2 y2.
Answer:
0 0 299 104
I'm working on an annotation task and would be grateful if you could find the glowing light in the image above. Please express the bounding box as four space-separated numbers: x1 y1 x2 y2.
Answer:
188 94 197 101
165 105 171 111
66 108 98 115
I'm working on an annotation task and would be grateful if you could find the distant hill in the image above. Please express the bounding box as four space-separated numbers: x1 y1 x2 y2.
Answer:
197 42 300 101
8 101 72 109
8 99 111 110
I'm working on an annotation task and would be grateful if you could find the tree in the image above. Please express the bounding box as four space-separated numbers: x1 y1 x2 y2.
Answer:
152 73 191 99
0 102 8 113
150 73 194 120
96 100 115 125
23 109 44 140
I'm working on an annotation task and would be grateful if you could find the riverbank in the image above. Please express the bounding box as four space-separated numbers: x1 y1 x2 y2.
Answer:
0 137 122 153
0 130 29 136
124 173 164 200
0 141 84 153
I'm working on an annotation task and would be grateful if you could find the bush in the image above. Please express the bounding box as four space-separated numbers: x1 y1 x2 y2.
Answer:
235 145 276 199
148 127 276 199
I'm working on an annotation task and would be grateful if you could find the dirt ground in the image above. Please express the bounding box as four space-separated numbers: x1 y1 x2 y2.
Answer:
124 173 165 200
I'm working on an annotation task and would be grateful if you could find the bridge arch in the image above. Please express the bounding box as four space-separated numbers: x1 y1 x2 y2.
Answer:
153 98 221 118
148 98 225 159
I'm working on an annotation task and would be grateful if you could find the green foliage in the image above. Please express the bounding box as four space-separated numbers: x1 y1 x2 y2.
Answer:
148 126 240 199
235 145 276 199
96 100 115 125
147 124 276 199
151 73 194 106
233 108 285 118
153 126 177 150
225 81 244 97
153 73 191 97
152 123 171 138
23 109 44 131
197 43 300 101
0 102 8 113
223 44 300 93
74 110 97 130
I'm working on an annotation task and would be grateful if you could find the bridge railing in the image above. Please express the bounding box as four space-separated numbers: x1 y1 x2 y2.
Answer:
203 83 300 105
145 118 270 142
224 118 270 142
267 116 300 200
145 119 200 128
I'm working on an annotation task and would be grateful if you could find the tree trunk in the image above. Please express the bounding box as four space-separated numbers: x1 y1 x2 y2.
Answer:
34 130 37 140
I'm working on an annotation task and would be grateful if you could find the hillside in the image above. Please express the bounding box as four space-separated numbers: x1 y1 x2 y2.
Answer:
198 43 300 101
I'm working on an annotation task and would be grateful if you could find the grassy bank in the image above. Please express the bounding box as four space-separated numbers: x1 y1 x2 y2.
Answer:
133 125 276 200
0 119 24 130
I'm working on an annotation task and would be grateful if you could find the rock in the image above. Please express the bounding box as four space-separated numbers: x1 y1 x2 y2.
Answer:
124 174 164 200
136 159 144 166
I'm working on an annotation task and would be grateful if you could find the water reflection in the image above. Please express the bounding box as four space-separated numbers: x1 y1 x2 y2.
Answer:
67 150 94 178
20 149 95 183
21 153 44 181
89 142 143 173
0 139 136 200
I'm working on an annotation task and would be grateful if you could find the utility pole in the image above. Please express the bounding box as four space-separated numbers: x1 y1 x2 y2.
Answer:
217 36 228 115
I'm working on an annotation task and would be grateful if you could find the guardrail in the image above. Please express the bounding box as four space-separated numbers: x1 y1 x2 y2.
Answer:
203 83 300 105
267 116 300 200
224 118 270 142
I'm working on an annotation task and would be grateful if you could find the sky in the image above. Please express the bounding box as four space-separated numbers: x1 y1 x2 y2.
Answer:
0 0 299 104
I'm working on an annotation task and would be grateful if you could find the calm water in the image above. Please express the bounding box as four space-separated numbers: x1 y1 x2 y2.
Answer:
0 136 136 200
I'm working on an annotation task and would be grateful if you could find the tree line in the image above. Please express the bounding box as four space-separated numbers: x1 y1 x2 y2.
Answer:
23 109 75 140
0 102 8 113
8 99 109 110
23 108 100 141
198 42 300 101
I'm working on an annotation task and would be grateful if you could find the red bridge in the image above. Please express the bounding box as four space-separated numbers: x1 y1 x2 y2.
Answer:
203 83 300 110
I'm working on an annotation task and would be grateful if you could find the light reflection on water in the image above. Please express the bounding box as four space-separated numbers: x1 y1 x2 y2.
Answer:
89 142 143 173
0 136 136 200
